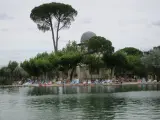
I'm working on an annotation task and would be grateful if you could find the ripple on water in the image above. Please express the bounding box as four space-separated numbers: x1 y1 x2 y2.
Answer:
1 86 160 120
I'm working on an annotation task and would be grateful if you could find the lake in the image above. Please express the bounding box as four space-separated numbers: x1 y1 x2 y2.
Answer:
0 85 160 120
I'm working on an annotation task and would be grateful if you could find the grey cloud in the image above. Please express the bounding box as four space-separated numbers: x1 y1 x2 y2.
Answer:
1 0 160 66
0 28 9 32
81 17 92 24
118 19 149 26
27 27 37 31
152 21 160 26
0 13 14 20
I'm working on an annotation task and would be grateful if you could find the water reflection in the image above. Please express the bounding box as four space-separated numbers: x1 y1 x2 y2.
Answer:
27 84 160 96
26 92 124 119
0 85 160 120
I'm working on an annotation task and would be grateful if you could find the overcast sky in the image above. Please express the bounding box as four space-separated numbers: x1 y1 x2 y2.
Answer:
0 0 160 66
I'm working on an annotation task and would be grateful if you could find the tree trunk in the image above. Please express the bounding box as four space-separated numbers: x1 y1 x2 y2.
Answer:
111 67 115 79
70 67 75 81
49 16 56 52
56 70 59 81
45 72 47 80
90 64 92 81
157 75 160 82
55 20 60 51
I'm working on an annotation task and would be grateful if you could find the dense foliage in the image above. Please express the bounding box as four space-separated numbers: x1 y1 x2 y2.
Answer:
1 38 159 84
0 61 28 85
0 2 159 85
141 47 160 80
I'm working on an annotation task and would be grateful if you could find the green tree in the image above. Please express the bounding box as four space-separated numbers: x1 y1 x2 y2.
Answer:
0 67 12 85
21 52 54 79
30 2 77 52
21 58 41 77
58 41 82 80
8 61 19 72
48 52 63 80
35 58 52 79
118 47 143 56
102 51 128 77
116 47 145 76
141 48 160 80
0 67 11 77
59 51 82 81
82 36 114 78
35 52 49 59
13 66 28 80
86 36 114 55
62 40 80 52
82 54 103 79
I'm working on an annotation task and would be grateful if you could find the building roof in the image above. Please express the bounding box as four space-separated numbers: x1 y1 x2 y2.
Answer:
80 31 96 43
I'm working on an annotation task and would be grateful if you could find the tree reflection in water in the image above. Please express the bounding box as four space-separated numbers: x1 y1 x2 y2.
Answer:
27 84 160 96
25 85 160 120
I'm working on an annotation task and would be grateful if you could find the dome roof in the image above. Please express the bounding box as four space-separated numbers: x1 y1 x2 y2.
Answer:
80 31 96 43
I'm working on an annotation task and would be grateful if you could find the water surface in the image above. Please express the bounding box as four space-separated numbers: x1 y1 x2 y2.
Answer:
0 85 160 120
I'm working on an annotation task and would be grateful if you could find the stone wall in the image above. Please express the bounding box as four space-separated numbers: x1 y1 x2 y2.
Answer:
58 66 111 81
76 66 108 81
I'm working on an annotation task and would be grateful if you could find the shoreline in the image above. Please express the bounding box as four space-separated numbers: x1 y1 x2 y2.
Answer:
0 82 160 88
